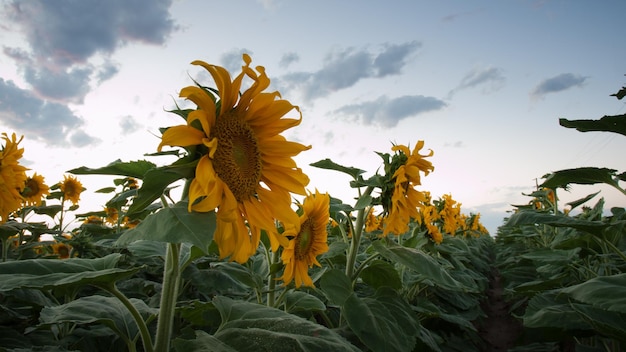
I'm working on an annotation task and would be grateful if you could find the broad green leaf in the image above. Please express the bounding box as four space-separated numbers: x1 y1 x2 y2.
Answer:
559 115 626 137
523 291 591 330
68 159 157 179
319 269 353 306
559 273 626 313
212 262 263 290
0 221 47 238
353 194 372 210
540 167 621 190
173 330 237 352
360 260 402 290
32 204 63 219
343 287 419 352
212 296 360 351
284 291 326 313
504 211 609 234
0 254 137 292
126 166 187 214
116 201 216 253
565 191 601 210
38 295 157 342
570 304 626 343
520 248 581 263
310 158 365 179
372 240 468 292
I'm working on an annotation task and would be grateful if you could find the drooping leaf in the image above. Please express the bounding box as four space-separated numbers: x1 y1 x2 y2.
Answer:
284 291 327 313
359 260 402 290
559 114 626 137
116 201 215 253
343 287 420 352
565 191 601 210
504 211 609 234
559 273 626 313
211 296 360 351
371 240 468 292
0 254 137 292
540 167 621 190
310 158 366 179
319 269 353 306
38 295 157 342
68 159 157 179
523 290 592 331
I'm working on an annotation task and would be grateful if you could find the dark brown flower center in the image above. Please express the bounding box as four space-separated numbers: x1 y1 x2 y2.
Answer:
295 218 314 260
212 112 262 202
22 178 39 197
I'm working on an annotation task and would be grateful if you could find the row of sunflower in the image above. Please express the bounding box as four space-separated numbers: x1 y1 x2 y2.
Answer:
0 55 493 352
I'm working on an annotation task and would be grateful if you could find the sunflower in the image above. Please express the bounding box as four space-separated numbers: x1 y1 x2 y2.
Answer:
382 141 434 237
0 133 28 223
365 207 383 232
59 175 83 206
51 242 72 259
22 173 50 206
279 190 330 287
104 206 118 225
158 54 310 263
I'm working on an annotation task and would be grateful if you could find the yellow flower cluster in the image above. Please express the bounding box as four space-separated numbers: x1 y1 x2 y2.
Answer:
0 133 28 223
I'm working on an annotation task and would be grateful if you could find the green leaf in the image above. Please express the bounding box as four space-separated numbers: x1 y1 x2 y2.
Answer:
319 269 353 306
116 201 216 253
126 167 185 214
559 273 626 313
359 260 402 290
523 290 592 331
504 211 609 234
211 296 360 351
68 159 157 179
371 240 468 292
174 330 237 352
310 158 365 179
38 295 157 342
570 304 626 343
353 194 372 210
32 204 63 218
284 291 326 313
565 191 600 210
540 167 621 190
343 287 420 352
0 254 138 292
559 114 626 137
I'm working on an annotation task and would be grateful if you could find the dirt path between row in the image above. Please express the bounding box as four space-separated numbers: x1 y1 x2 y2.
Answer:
477 267 524 351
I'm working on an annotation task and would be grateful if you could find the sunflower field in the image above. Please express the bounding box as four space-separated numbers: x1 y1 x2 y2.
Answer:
0 56 624 352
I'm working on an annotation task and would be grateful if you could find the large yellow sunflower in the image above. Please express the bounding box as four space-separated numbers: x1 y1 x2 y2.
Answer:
158 54 310 263
59 175 83 206
0 133 28 223
382 141 434 237
22 173 50 206
279 190 330 287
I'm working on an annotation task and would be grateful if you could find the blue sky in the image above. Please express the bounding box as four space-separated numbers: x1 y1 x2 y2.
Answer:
1 0 625 234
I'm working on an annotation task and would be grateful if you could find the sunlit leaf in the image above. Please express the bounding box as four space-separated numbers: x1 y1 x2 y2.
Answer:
116 201 215 254
310 159 365 179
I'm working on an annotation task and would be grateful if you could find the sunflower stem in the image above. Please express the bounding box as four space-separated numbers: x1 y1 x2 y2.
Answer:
345 186 374 281
154 241 181 352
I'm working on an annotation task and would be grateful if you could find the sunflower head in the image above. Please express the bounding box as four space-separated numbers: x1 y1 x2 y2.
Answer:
158 54 311 263
104 207 118 225
279 190 330 287
59 175 83 206
21 173 50 206
0 133 28 223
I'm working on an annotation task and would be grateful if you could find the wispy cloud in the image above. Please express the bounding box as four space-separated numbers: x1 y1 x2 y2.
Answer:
0 78 99 147
0 0 177 145
277 41 421 102
279 52 299 69
531 73 588 99
448 66 505 98
333 95 447 127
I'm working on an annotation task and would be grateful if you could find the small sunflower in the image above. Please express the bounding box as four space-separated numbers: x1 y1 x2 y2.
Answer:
0 133 28 223
279 190 330 287
104 207 118 225
51 242 72 259
158 54 310 263
365 207 383 232
382 141 434 237
59 175 83 206
22 173 50 206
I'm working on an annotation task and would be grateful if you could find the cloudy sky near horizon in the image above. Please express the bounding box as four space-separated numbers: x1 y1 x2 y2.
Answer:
1 0 625 234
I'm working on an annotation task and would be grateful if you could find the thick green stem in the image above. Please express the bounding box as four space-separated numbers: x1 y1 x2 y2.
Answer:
267 249 280 306
154 242 182 352
103 284 154 352
345 186 374 280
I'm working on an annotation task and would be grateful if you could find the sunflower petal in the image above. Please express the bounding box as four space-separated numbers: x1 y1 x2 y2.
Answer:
158 125 205 151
